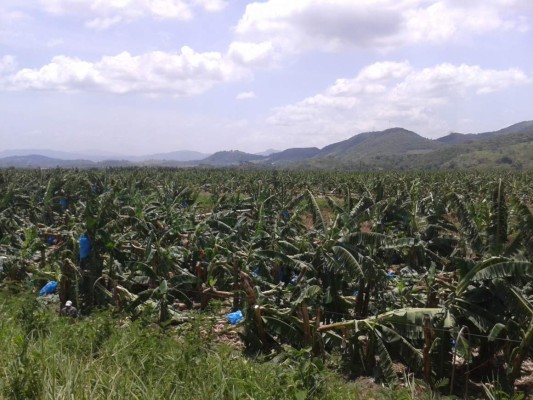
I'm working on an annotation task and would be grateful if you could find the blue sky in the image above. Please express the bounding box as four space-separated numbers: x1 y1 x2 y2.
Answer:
1 0 532 155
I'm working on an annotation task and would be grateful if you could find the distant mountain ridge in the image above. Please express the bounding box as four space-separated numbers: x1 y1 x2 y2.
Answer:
0 149 210 163
0 155 133 168
255 149 280 156
316 128 442 161
200 150 265 166
265 148 320 164
1 121 532 169
436 120 533 145
0 155 94 168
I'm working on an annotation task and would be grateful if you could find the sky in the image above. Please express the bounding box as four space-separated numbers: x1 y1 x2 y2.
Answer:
1 0 532 155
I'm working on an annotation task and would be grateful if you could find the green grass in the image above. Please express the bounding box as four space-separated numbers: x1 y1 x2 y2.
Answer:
1 289 409 400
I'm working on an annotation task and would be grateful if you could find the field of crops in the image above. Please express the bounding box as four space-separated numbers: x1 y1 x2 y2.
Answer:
1 168 532 399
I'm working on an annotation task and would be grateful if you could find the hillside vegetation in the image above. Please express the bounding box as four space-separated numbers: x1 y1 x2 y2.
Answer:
296 131 532 170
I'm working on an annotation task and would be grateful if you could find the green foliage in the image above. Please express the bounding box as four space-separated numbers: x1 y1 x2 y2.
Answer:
1 291 367 400
0 168 532 398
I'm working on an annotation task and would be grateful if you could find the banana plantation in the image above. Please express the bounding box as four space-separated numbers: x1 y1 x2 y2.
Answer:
1 168 532 397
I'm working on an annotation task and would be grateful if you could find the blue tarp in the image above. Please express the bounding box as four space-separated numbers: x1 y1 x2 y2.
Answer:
79 233 91 260
39 281 57 296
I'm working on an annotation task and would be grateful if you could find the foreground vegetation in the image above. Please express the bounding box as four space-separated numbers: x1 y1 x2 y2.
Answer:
1 291 375 399
0 168 532 398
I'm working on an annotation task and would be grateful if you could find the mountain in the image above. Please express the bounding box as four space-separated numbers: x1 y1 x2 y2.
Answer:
0 155 134 168
437 120 533 144
0 155 95 168
0 149 109 162
1 121 531 170
199 150 264 166
264 147 320 164
435 132 479 145
287 128 443 170
0 149 209 163
129 150 210 162
478 120 533 137
288 123 532 170
418 130 533 170
255 149 280 156
315 128 443 161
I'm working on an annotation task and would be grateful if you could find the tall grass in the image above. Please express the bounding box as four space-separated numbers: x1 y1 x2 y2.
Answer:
0 290 380 400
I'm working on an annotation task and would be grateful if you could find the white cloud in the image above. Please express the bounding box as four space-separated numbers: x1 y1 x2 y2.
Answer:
267 62 530 142
402 2 520 44
84 16 123 30
38 0 226 29
2 47 247 95
235 0 404 53
193 0 227 12
235 0 531 58
236 91 256 100
227 41 276 67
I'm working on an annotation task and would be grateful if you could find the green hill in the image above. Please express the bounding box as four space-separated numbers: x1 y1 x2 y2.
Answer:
200 150 264 166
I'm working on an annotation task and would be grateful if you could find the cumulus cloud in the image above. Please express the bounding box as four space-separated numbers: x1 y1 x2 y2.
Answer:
227 41 276 67
2 47 246 95
235 0 531 58
236 91 256 100
193 0 227 13
84 16 123 30
39 0 226 29
267 61 530 141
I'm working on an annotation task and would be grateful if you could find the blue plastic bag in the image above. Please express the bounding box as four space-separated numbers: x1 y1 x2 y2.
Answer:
227 310 243 324
79 233 91 260
39 281 58 296
60 198 68 208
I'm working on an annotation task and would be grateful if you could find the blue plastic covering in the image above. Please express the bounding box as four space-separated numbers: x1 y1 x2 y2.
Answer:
181 200 188 208
282 210 290 220
60 198 68 208
47 237 57 245
79 233 91 260
387 272 396 278
39 281 57 296
227 310 243 324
